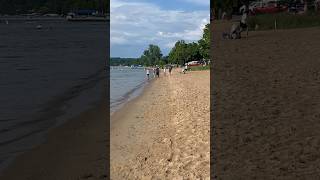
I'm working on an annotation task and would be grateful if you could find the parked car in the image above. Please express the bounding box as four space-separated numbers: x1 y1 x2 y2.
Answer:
186 61 202 67
251 1 288 15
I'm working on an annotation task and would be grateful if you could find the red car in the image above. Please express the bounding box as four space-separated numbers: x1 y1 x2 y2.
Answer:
251 2 288 15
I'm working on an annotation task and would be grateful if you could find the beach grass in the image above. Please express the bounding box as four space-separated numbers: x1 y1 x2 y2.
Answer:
189 65 210 71
248 12 320 30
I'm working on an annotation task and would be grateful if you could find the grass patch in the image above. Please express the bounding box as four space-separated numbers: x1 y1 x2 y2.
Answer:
248 12 320 30
189 65 210 71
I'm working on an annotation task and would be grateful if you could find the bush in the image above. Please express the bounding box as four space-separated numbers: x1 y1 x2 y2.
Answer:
189 65 210 71
248 13 320 30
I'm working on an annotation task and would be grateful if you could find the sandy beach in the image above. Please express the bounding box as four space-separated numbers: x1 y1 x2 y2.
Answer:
212 21 320 179
111 70 210 179
0 99 108 180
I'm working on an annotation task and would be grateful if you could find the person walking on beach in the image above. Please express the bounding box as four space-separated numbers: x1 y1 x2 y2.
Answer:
163 67 166 76
153 67 156 78
183 64 188 74
169 65 173 75
156 67 160 78
240 8 249 37
146 68 150 80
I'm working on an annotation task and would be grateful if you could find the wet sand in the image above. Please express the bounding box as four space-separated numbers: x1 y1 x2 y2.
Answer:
212 21 320 179
111 70 210 179
0 100 108 180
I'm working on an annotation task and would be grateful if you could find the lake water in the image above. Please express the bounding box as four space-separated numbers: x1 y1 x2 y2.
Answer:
110 66 149 113
0 18 108 173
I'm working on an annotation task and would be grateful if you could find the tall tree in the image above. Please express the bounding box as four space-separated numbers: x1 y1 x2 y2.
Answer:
139 44 163 66
186 42 202 62
198 23 210 60
168 40 188 65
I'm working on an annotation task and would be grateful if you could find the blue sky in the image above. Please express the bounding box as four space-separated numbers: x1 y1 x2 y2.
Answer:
110 0 210 58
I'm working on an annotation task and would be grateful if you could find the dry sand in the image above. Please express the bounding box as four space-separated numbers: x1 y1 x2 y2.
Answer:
111 70 210 179
0 101 108 180
212 21 320 179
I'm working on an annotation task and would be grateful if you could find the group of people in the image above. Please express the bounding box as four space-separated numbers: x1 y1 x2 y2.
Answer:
145 65 173 80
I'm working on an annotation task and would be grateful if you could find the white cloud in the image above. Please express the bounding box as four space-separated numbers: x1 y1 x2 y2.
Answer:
110 0 209 57
182 0 210 6
111 36 128 45
165 41 177 48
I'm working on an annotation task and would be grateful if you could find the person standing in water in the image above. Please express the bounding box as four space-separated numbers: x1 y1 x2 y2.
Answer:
146 68 150 80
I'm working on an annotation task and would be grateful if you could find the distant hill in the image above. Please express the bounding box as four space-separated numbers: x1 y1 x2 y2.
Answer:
0 0 109 15
110 57 141 66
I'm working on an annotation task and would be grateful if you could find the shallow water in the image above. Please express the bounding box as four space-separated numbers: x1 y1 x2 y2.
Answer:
110 67 149 113
0 18 107 173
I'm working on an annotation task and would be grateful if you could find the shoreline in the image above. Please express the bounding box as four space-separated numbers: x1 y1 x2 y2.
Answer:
0 69 106 175
111 69 210 179
110 75 156 119
110 66 159 116
0 96 108 179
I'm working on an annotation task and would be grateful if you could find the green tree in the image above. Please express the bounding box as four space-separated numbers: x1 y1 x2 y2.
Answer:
198 23 210 60
139 44 163 66
168 40 188 65
162 56 169 64
186 42 202 62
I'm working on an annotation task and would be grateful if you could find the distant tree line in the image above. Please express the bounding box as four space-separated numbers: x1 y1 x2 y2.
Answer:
110 23 210 67
110 24 210 67
138 23 210 67
0 0 109 15
110 57 140 66
168 24 210 66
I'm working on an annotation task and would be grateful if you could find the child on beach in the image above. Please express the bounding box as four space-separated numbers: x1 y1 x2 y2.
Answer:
156 67 160 78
